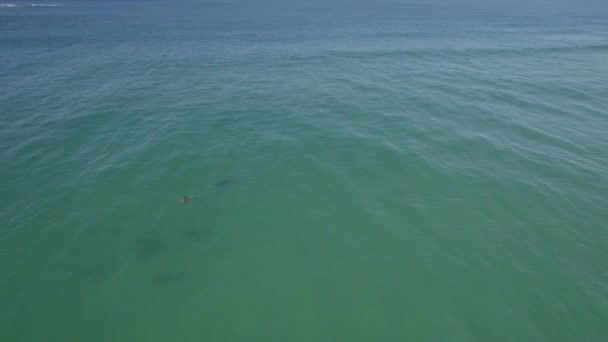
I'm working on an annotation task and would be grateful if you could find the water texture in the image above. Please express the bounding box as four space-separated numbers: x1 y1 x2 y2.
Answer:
1 1 608 340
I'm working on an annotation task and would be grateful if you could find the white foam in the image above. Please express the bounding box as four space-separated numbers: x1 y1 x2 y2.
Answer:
0 3 18 7
29 3 62 6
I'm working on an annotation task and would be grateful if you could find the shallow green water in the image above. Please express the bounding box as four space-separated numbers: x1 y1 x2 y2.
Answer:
1 1 608 340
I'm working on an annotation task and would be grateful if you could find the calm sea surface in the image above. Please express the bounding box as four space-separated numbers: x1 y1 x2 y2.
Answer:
1 0 608 340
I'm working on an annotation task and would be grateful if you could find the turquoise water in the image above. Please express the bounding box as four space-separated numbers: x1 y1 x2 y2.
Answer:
2 1 608 340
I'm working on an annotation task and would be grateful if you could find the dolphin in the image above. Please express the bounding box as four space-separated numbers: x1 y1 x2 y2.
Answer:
214 177 238 188
178 196 197 204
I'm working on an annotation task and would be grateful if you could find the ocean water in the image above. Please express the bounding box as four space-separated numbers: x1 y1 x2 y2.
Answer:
1 0 608 340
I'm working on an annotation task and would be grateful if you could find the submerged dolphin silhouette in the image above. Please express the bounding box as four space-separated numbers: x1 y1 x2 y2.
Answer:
214 177 238 188
178 196 197 204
